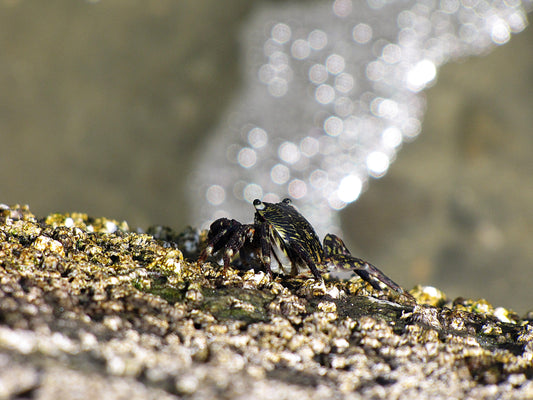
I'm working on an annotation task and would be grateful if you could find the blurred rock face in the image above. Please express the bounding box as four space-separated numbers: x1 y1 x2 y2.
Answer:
0 0 251 227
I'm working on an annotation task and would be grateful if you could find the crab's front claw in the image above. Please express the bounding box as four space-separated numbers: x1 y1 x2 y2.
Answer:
197 218 235 266
197 217 256 274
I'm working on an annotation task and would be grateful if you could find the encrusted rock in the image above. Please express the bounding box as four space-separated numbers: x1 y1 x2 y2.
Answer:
0 204 532 399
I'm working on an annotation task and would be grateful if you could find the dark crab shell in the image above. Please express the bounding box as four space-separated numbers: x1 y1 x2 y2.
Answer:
199 197 414 301
253 198 324 272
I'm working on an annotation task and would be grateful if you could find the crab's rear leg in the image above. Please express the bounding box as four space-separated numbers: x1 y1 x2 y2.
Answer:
323 233 351 256
198 218 255 272
323 234 414 300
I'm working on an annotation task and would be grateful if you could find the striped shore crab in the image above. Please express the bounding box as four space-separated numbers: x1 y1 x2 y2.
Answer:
198 198 413 300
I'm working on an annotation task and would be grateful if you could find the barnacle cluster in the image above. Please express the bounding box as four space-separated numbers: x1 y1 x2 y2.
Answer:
0 204 532 399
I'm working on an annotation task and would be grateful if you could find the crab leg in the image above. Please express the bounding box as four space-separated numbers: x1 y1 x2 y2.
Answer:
323 234 414 299
290 241 323 280
258 223 273 275
327 253 413 299
323 233 351 256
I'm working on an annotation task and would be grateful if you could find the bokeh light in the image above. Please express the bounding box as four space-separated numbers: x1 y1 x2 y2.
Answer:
490 19 511 44
352 23 372 44
406 59 437 92
309 64 328 84
333 0 353 17
326 54 345 75
337 175 362 203
291 39 311 59
366 151 390 177
300 136 319 157
288 179 307 199
237 147 257 168
334 72 354 93
315 84 335 104
382 126 403 148
271 23 291 44
206 185 226 206
248 127 268 148
243 183 263 203
278 141 300 164
192 0 530 237
271 164 290 185
324 116 343 137
308 29 327 50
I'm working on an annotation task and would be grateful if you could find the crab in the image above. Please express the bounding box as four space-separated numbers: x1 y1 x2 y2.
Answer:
198 198 413 300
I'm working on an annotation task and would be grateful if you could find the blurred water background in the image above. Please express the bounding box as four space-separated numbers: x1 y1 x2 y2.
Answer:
1 0 533 313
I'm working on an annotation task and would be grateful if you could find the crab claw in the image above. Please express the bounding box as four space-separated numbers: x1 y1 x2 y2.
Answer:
198 218 256 273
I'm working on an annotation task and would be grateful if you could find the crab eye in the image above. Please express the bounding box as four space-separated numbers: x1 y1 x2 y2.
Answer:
282 198 292 205
253 199 265 210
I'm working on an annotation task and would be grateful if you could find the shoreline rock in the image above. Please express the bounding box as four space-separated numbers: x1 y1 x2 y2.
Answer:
0 204 531 399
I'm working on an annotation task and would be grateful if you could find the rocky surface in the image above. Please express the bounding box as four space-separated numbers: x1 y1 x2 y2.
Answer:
0 204 532 399
2 2 533 313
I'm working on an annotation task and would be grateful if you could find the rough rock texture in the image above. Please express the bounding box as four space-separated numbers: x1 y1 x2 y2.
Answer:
0 204 532 399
